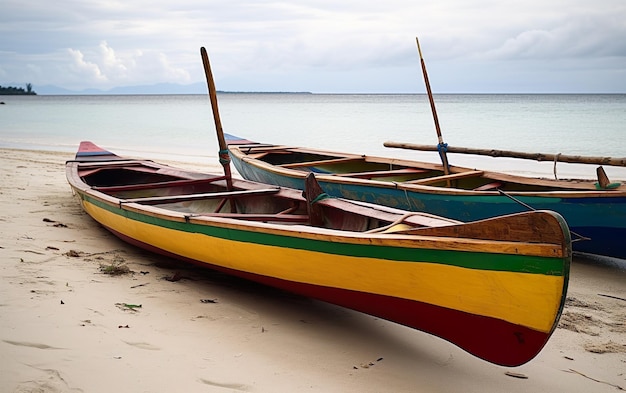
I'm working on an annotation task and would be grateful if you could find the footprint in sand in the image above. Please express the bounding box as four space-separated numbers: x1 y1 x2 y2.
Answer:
122 341 160 350
199 378 249 391
2 340 63 350
13 368 75 393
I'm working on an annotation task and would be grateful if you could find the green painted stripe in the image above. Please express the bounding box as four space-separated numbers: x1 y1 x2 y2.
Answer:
83 194 566 276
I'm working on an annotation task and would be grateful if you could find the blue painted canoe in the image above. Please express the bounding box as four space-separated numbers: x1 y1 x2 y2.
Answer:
226 134 626 260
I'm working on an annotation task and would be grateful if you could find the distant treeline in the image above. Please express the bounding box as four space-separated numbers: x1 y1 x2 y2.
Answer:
0 84 37 95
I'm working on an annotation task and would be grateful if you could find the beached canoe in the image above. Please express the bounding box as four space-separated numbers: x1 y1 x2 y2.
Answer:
67 141 570 367
226 134 625 260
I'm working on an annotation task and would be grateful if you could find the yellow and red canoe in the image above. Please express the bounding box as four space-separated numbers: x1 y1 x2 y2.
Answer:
67 141 570 367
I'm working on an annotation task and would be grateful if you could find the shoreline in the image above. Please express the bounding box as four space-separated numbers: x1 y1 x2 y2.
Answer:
3 143 626 182
1 147 624 392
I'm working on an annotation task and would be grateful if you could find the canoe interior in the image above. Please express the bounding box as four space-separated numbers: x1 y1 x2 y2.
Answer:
78 162 449 232
238 146 607 192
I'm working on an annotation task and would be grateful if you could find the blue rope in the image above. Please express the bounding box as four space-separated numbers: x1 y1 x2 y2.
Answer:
437 142 450 171
218 149 231 165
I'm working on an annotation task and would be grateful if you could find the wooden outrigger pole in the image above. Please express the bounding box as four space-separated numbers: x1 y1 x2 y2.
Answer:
382 142 626 168
416 37 450 177
200 46 233 191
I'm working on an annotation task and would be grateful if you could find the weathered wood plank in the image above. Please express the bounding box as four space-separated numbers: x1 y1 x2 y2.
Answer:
121 188 280 205
94 176 227 192
406 170 484 185
332 168 429 179
280 157 365 169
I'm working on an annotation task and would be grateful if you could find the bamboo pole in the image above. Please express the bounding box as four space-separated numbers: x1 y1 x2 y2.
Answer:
383 141 626 167
416 37 450 177
200 47 233 190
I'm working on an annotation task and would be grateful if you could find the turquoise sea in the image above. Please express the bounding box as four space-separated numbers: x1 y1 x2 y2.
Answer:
1 93 625 180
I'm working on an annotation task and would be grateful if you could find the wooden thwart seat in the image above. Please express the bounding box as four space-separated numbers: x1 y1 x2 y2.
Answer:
196 213 309 222
77 160 145 168
121 188 280 205
77 161 152 177
280 157 364 169
236 145 298 156
406 170 484 185
235 144 285 151
94 176 228 193
332 168 429 179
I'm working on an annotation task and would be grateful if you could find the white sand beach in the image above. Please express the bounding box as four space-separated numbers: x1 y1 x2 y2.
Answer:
1 148 624 392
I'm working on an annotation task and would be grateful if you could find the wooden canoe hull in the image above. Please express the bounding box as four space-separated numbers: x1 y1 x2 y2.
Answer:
102 232 562 369
227 137 625 259
100 225 564 369
74 193 567 367
66 142 570 367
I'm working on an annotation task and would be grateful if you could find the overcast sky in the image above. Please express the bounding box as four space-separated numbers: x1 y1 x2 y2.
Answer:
1 0 625 93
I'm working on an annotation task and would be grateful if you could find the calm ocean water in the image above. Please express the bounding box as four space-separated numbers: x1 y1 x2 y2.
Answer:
1 93 625 179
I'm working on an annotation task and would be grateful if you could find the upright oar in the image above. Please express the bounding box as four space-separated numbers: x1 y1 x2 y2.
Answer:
416 37 450 178
200 46 233 191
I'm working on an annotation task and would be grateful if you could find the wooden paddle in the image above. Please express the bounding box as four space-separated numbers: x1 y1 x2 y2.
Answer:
416 37 450 178
200 46 233 191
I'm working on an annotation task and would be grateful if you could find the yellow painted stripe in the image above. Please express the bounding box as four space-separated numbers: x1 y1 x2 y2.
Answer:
83 201 564 332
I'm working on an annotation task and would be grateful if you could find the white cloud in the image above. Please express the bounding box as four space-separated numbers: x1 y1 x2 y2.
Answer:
61 41 190 89
0 0 624 92
99 41 128 77
68 48 107 82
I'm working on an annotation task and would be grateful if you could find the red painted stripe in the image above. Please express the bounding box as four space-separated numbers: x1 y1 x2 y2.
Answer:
76 141 120 159
224 133 256 145
78 141 110 154
103 224 552 366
